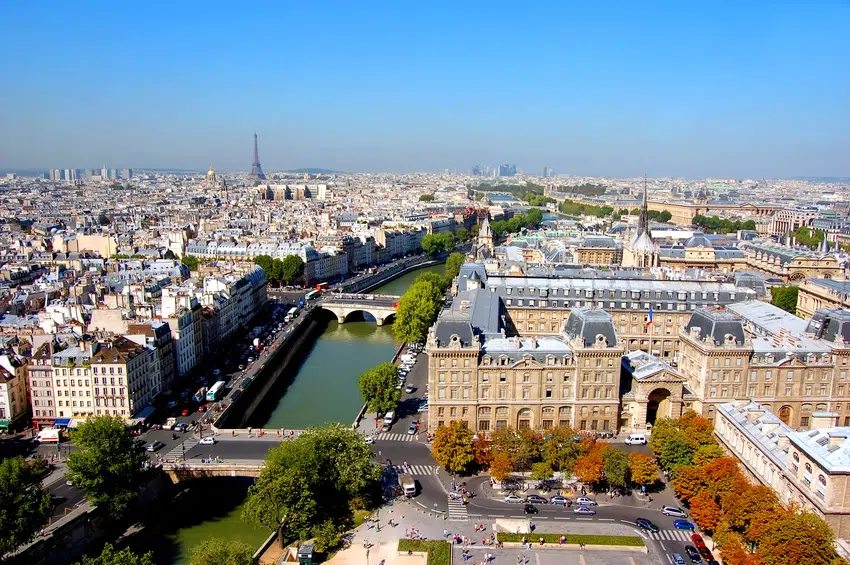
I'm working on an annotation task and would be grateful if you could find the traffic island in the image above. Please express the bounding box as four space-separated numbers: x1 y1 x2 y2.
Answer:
495 533 646 553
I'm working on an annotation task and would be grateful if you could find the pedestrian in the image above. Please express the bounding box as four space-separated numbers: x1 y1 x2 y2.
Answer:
443 528 448 538
539 537 544 546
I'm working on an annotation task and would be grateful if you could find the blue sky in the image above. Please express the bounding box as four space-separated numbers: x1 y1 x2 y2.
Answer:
1 1 848 177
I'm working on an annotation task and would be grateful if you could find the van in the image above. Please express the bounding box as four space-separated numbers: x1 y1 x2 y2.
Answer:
383 411 395 429
672 553 685 565
625 433 647 445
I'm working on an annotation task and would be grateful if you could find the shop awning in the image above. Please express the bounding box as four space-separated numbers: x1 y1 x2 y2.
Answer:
53 418 71 427
128 405 156 425
0 419 9 429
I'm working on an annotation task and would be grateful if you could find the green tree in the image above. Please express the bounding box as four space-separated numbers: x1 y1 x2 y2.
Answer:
432 421 475 474
542 427 581 473
0 456 53 556
393 277 444 343
66 416 148 518
602 447 631 488
420 233 443 257
419 194 435 202
312 519 342 551
648 417 678 456
693 443 725 466
280 255 305 286
243 424 380 546
490 427 543 471
254 254 274 278
530 461 553 481
357 362 401 415
659 434 695 474
75 543 154 565
181 254 199 271
456 227 470 243
189 538 256 565
771 286 799 314
445 252 466 281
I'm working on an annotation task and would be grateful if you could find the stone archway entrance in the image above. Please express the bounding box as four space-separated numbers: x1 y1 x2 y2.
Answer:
779 405 792 425
517 408 532 429
646 388 672 426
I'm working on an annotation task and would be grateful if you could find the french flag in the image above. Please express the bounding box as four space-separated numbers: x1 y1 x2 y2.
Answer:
645 307 653 328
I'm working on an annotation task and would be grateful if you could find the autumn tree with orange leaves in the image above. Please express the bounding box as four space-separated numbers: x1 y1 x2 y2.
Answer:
573 445 605 484
489 453 512 482
628 452 657 488
689 491 723 533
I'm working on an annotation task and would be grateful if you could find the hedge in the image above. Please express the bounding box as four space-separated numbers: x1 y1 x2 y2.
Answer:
398 540 451 565
496 533 644 547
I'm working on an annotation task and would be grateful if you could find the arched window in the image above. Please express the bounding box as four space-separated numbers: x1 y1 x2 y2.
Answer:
805 463 812 473
793 452 800 462
819 475 827 486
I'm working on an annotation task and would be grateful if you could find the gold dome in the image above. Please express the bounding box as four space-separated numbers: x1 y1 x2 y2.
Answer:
207 166 216 176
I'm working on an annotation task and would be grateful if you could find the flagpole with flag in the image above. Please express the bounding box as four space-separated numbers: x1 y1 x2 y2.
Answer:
645 307 653 329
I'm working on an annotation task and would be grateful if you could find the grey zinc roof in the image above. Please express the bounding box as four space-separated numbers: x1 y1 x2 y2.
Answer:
482 335 572 363
716 401 791 469
564 307 617 347
788 427 850 473
433 317 475 347
808 279 850 295
806 308 850 344
685 308 746 346
622 350 682 381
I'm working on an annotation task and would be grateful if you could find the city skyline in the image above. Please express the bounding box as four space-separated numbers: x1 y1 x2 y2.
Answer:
1 2 848 178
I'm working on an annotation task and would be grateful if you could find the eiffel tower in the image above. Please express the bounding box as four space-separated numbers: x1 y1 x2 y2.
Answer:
250 133 266 180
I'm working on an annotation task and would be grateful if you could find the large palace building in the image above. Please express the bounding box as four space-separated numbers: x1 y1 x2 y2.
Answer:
426 262 850 434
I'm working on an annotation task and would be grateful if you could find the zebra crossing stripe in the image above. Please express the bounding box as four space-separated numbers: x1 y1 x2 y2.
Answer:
447 497 468 522
650 530 691 541
376 433 415 442
391 465 437 476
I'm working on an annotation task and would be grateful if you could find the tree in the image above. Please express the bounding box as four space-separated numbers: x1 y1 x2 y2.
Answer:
181 254 199 271
393 276 444 343
490 427 542 471
280 255 304 286
357 362 401 415
693 443 725 466
444 252 466 281
648 417 678 456
628 452 657 488
312 519 342 552
419 194 435 202
659 434 695 474
243 424 380 546
671 465 705 502
66 416 148 518
75 543 154 565
189 538 256 565
543 427 582 473
471 432 492 468
489 453 513 482
573 448 605 484
432 421 475 474
679 415 715 450
420 233 443 257
456 227 469 243
757 512 840 565
602 447 630 488
0 456 53 556
771 286 799 315
530 462 553 481
722 484 778 538
689 491 723 533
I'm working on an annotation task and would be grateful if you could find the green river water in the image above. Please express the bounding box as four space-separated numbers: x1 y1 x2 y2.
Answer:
157 262 445 564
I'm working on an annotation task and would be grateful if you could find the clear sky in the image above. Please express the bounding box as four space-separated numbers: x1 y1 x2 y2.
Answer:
1 1 848 178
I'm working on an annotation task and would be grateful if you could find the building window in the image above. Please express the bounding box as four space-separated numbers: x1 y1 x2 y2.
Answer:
801 416 810 427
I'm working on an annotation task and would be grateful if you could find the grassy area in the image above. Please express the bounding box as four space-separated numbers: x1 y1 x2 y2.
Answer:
496 533 644 547
397 540 451 565
352 509 371 529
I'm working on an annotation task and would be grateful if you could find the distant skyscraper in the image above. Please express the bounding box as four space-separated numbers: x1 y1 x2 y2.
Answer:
250 133 266 180
121 168 132 180
543 166 549 178
498 164 517 177
101 166 108 180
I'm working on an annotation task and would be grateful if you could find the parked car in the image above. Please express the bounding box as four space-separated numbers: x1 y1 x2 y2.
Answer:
674 519 696 530
504 495 524 503
662 506 688 517
698 547 714 560
550 495 568 505
405 384 415 393
690 534 706 547
407 423 418 435
526 495 548 504
575 497 597 506
574 506 596 515
365 435 376 445
146 441 165 452
636 518 659 533
684 546 702 563
523 504 538 514
199 436 216 445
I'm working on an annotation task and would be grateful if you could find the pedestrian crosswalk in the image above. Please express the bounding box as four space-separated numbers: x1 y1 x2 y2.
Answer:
376 432 416 442
648 529 694 542
163 439 198 462
391 464 438 476
447 496 468 522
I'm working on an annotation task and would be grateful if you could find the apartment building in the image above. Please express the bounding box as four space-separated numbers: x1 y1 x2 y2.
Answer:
0 353 28 431
796 278 850 319
28 343 56 429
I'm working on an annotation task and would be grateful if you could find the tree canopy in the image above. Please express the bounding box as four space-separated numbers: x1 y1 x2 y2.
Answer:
489 209 544 237
242 424 381 545
66 416 148 518
455 227 470 243
181 254 199 271
189 538 256 565
692 214 756 234
254 254 304 287
0 456 53 556
418 194 435 202
432 421 475 474
771 286 799 315
444 252 466 281
357 362 401 415
74 543 154 565
393 273 445 343
421 232 456 257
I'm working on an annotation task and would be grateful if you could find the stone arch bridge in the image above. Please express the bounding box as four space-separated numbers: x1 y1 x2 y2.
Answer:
318 293 400 325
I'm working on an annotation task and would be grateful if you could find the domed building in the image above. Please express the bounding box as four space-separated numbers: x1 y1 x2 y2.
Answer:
205 166 217 188
657 231 748 273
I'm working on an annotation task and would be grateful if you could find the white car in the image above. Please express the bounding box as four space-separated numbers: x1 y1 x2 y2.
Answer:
199 436 217 445
662 506 687 517
575 497 597 506
504 495 524 503
365 435 376 444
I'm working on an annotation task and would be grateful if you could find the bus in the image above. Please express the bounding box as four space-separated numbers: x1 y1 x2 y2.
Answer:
287 307 298 319
305 289 320 301
316 282 330 290
206 380 226 402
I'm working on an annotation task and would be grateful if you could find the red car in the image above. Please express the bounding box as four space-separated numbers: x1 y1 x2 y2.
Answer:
198 405 208 413
691 533 706 547
181 409 190 417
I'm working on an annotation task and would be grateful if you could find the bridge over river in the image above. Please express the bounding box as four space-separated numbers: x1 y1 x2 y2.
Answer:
317 293 400 325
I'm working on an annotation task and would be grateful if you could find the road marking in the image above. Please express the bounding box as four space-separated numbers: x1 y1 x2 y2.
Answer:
415 501 428 509
630 558 637 565
660 542 666 551
599 518 614 521
577 518 592 521
468 514 482 518
510 515 524 518
554 517 570 520
490 515 504 518
632 529 648 539
620 519 637 525
578 555 586 565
